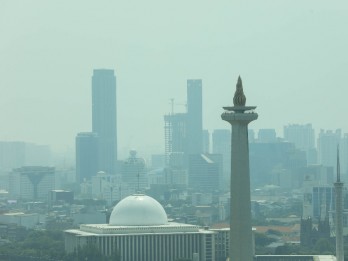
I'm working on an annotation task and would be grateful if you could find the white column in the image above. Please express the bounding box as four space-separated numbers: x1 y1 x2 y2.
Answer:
221 76 257 261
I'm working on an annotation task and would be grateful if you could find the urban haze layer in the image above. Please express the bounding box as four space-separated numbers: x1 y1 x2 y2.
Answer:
1 2 348 261
0 71 344 260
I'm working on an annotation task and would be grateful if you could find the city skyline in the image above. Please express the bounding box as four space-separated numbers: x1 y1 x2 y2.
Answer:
1 1 348 159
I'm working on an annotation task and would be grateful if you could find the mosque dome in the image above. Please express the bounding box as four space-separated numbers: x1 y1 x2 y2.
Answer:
109 194 168 226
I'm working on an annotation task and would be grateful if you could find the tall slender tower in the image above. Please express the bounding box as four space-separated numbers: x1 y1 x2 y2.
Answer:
221 76 258 261
187 79 203 155
92 69 117 174
335 146 344 261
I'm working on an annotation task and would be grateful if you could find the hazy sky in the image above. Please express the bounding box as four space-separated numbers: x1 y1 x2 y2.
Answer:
1 1 348 159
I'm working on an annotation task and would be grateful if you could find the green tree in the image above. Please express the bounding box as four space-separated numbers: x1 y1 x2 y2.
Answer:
313 238 334 254
254 232 276 247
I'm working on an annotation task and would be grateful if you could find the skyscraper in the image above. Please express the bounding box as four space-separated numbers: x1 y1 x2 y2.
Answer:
92 69 117 174
188 154 222 192
9 166 55 200
212 129 231 184
187 79 203 155
75 132 99 182
164 113 187 164
318 129 341 174
284 124 316 164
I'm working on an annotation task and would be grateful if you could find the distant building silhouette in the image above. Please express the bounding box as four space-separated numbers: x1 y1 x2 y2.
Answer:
284 124 317 165
187 79 203 155
249 142 307 187
164 113 187 164
75 132 99 182
121 150 147 194
257 129 277 143
0 141 51 172
318 129 341 174
164 79 203 165
212 129 231 186
188 154 222 191
9 166 55 200
92 69 117 174
202 129 210 154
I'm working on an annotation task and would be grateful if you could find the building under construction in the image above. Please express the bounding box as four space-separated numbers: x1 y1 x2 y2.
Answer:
164 113 187 164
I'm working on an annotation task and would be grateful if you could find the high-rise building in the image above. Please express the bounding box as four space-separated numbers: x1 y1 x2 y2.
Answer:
0 141 26 172
212 129 231 184
188 154 222 192
121 150 147 194
9 166 55 200
187 79 203 155
284 124 316 164
164 113 187 164
284 124 315 151
202 129 210 154
257 129 277 143
164 79 203 165
92 69 117 174
91 171 122 205
248 130 256 143
75 132 99 182
318 129 341 174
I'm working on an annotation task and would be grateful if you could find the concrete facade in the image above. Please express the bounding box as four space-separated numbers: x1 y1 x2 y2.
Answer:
92 69 117 174
221 76 257 261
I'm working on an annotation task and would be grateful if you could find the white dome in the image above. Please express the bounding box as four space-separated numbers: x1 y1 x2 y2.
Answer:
109 194 168 226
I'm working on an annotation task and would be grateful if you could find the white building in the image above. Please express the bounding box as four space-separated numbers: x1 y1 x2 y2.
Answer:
65 194 216 261
9 166 55 200
91 171 123 205
0 212 42 229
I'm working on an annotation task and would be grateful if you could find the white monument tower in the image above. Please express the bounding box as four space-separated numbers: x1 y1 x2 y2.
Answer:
335 146 344 261
221 76 258 261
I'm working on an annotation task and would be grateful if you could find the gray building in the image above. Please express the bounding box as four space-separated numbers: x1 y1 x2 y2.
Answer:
121 150 147 194
212 129 231 184
92 69 117 174
188 154 221 191
284 124 316 165
76 132 99 182
164 113 187 164
9 166 55 200
317 129 341 174
187 79 203 155
258 129 277 143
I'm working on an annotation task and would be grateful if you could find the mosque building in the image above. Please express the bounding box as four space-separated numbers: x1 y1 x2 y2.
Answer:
65 194 215 261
